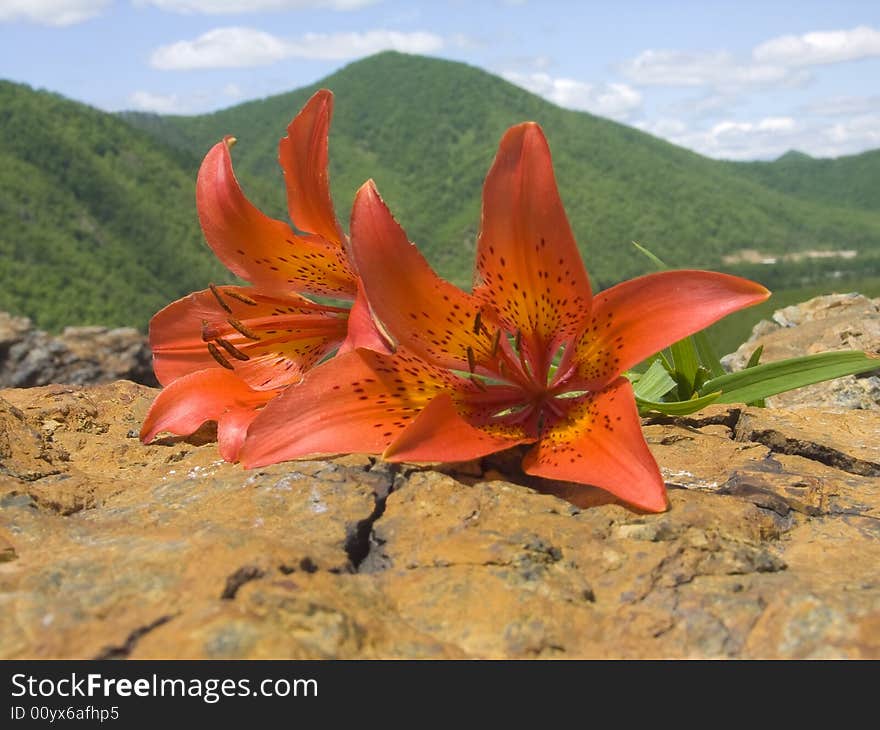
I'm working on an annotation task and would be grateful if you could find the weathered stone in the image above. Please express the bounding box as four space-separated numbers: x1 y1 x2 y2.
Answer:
0 311 156 389
0 381 878 659
723 293 880 409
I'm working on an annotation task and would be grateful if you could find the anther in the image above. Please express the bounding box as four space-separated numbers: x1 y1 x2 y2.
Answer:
215 338 250 361
209 283 233 313
466 346 476 374
472 310 482 335
469 374 488 391
490 329 501 358
207 342 234 370
225 290 259 306
227 318 261 340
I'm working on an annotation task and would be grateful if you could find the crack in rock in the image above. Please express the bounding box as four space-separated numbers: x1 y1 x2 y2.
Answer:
745 429 880 477
344 461 398 573
644 408 742 431
93 614 176 660
716 478 799 518
220 565 265 600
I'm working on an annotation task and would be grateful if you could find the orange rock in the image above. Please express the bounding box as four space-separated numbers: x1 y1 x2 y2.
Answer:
0 380 878 658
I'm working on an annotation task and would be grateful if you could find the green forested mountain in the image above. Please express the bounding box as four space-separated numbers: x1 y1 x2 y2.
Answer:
0 80 229 330
728 148 880 212
3 51 880 334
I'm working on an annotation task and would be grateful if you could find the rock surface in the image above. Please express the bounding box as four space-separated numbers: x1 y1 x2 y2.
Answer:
1 381 878 659
723 293 880 409
0 312 155 389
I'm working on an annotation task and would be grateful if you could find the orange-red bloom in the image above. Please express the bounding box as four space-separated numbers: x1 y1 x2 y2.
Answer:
241 122 769 511
141 90 385 460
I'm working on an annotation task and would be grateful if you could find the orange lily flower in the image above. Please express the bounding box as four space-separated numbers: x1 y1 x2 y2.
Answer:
140 89 385 460
241 122 769 511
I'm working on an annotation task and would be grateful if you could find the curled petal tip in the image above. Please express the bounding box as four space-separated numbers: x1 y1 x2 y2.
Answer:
223 135 237 149
357 178 380 198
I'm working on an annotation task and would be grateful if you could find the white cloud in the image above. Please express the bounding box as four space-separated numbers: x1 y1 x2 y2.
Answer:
800 95 880 117
151 27 290 69
129 90 188 114
638 113 880 160
0 0 109 26
618 49 808 90
150 26 444 69
136 0 379 12
754 25 880 67
503 71 642 120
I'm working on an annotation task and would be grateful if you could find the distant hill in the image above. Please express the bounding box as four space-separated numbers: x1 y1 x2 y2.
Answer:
728 148 880 212
0 80 228 331
3 51 880 333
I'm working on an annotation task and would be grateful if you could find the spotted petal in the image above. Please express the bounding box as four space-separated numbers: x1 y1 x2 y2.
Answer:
149 285 349 390
384 392 533 463
241 348 462 468
279 89 346 246
571 270 770 389
197 137 357 298
349 181 501 373
523 377 667 512
474 122 591 378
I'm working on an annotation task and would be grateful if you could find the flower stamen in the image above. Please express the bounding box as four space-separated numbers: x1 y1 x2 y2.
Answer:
225 290 259 306
206 342 234 370
227 318 261 341
215 338 250 361
209 283 233 314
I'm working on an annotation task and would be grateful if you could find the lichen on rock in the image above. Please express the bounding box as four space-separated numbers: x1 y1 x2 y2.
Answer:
1 379 878 658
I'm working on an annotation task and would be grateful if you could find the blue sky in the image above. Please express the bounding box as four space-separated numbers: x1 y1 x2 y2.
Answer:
1 0 879 159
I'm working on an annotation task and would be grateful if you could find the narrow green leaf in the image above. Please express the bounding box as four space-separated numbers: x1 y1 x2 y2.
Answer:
693 330 726 379
746 344 764 369
637 391 722 416
670 336 701 396
631 359 677 401
631 240 668 271
699 350 880 405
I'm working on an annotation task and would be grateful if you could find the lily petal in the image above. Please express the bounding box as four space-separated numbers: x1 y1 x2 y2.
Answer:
337 280 393 356
197 137 357 298
216 406 261 463
523 377 667 512
572 270 770 388
140 368 276 461
149 285 349 390
279 89 346 246
349 181 500 372
241 348 461 468
474 122 591 375
384 392 533 463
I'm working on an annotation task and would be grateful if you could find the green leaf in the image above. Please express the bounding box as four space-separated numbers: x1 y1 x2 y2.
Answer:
631 359 677 401
631 240 668 271
699 350 880 404
637 391 722 416
669 336 701 396
746 344 764 369
693 330 726 379
630 241 726 382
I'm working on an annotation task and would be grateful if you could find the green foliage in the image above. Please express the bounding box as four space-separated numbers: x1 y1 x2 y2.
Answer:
728 148 880 212
4 51 880 334
0 80 229 331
